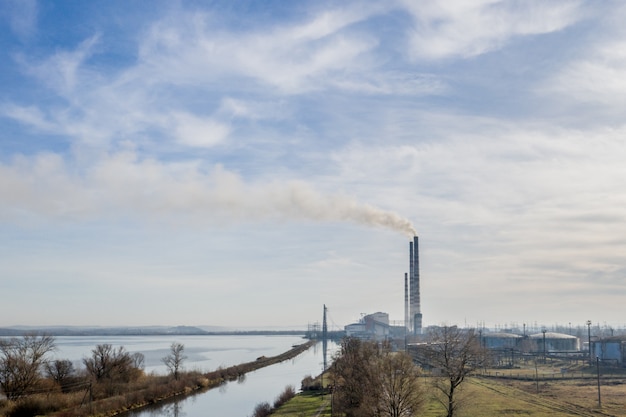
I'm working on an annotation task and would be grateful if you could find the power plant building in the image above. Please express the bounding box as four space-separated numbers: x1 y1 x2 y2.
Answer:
344 312 390 341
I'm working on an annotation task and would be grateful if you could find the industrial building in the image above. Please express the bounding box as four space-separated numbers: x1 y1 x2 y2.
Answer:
481 332 523 349
344 312 390 341
591 336 626 366
479 331 579 352
529 332 579 352
343 236 421 343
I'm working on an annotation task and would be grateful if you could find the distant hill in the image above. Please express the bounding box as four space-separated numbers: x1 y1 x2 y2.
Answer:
0 325 210 336
0 325 308 336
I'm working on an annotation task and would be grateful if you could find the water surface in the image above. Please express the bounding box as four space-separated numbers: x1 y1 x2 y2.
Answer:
51 335 337 416
52 334 309 374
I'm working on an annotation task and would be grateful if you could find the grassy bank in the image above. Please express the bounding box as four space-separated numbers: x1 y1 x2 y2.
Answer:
272 371 626 417
272 392 331 417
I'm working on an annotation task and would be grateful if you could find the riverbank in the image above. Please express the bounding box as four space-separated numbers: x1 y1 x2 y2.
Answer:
39 340 317 417
202 340 316 390
115 340 317 416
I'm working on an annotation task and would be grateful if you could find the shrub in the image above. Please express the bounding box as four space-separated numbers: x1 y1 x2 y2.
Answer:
8 401 47 417
250 401 272 417
273 385 296 409
197 377 210 388
301 375 321 391
7 394 63 417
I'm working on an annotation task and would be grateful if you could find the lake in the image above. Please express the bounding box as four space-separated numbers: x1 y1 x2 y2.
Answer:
51 334 338 416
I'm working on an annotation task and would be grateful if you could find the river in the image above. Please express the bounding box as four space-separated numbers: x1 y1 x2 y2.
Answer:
52 335 338 417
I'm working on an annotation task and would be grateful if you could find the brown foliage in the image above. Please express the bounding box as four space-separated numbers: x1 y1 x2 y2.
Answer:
251 401 272 417
83 344 143 384
0 339 317 417
332 338 425 417
273 385 296 409
0 334 56 400
332 338 382 416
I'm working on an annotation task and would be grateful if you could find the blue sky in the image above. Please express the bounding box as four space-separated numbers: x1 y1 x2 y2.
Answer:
1 0 625 330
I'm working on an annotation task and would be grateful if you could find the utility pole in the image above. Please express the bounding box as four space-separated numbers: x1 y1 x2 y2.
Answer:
587 320 592 364
534 359 539 394
322 304 328 372
596 356 602 408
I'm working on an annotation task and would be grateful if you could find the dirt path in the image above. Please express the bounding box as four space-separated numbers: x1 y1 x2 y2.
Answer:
313 397 330 417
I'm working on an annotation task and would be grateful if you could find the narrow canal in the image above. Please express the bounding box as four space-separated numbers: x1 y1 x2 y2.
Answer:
120 340 337 417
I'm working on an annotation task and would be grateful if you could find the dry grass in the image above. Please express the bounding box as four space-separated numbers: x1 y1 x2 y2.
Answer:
418 376 626 417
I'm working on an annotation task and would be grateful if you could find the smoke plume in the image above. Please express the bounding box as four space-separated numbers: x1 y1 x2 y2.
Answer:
0 153 417 236
269 182 417 236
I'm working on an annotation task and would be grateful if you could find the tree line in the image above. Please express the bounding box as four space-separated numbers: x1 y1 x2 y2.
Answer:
2 328 487 417
329 325 487 417
0 334 188 416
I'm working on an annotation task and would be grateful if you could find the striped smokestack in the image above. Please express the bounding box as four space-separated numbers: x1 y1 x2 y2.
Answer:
404 272 409 333
409 236 422 334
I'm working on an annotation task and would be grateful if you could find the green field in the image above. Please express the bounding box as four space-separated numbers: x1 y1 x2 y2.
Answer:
272 391 331 417
275 374 626 417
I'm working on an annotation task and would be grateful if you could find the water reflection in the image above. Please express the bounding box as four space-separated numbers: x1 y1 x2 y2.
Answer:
121 340 339 417
160 402 184 417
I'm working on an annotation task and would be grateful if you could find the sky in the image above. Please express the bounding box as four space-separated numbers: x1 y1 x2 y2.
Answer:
1 0 625 331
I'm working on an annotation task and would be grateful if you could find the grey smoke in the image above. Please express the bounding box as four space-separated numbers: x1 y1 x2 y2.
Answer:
0 154 417 236
267 182 417 236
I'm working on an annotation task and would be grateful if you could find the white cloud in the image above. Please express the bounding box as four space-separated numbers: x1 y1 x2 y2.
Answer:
326 117 626 303
2 6 406 152
1 104 57 132
19 35 100 97
217 97 291 121
3 1 626 328
400 0 583 60
330 71 447 95
542 40 626 106
2 0 38 40
137 10 379 94
170 112 230 148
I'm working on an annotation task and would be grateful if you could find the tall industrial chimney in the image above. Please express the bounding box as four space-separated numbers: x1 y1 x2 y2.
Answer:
409 236 422 334
404 272 409 333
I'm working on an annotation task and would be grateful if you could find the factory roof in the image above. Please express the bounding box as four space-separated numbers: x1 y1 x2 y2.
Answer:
593 336 626 342
529 332 577 339
482 332 522 339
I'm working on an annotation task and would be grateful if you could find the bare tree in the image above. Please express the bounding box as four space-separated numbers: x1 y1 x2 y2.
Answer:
332 337 381 417
332 339 424 417
162 342 186 380
83 344 140 383
423 326 487 417
45 359 75 384
131 352 145 370
375 351 424 417
0 334 56 400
